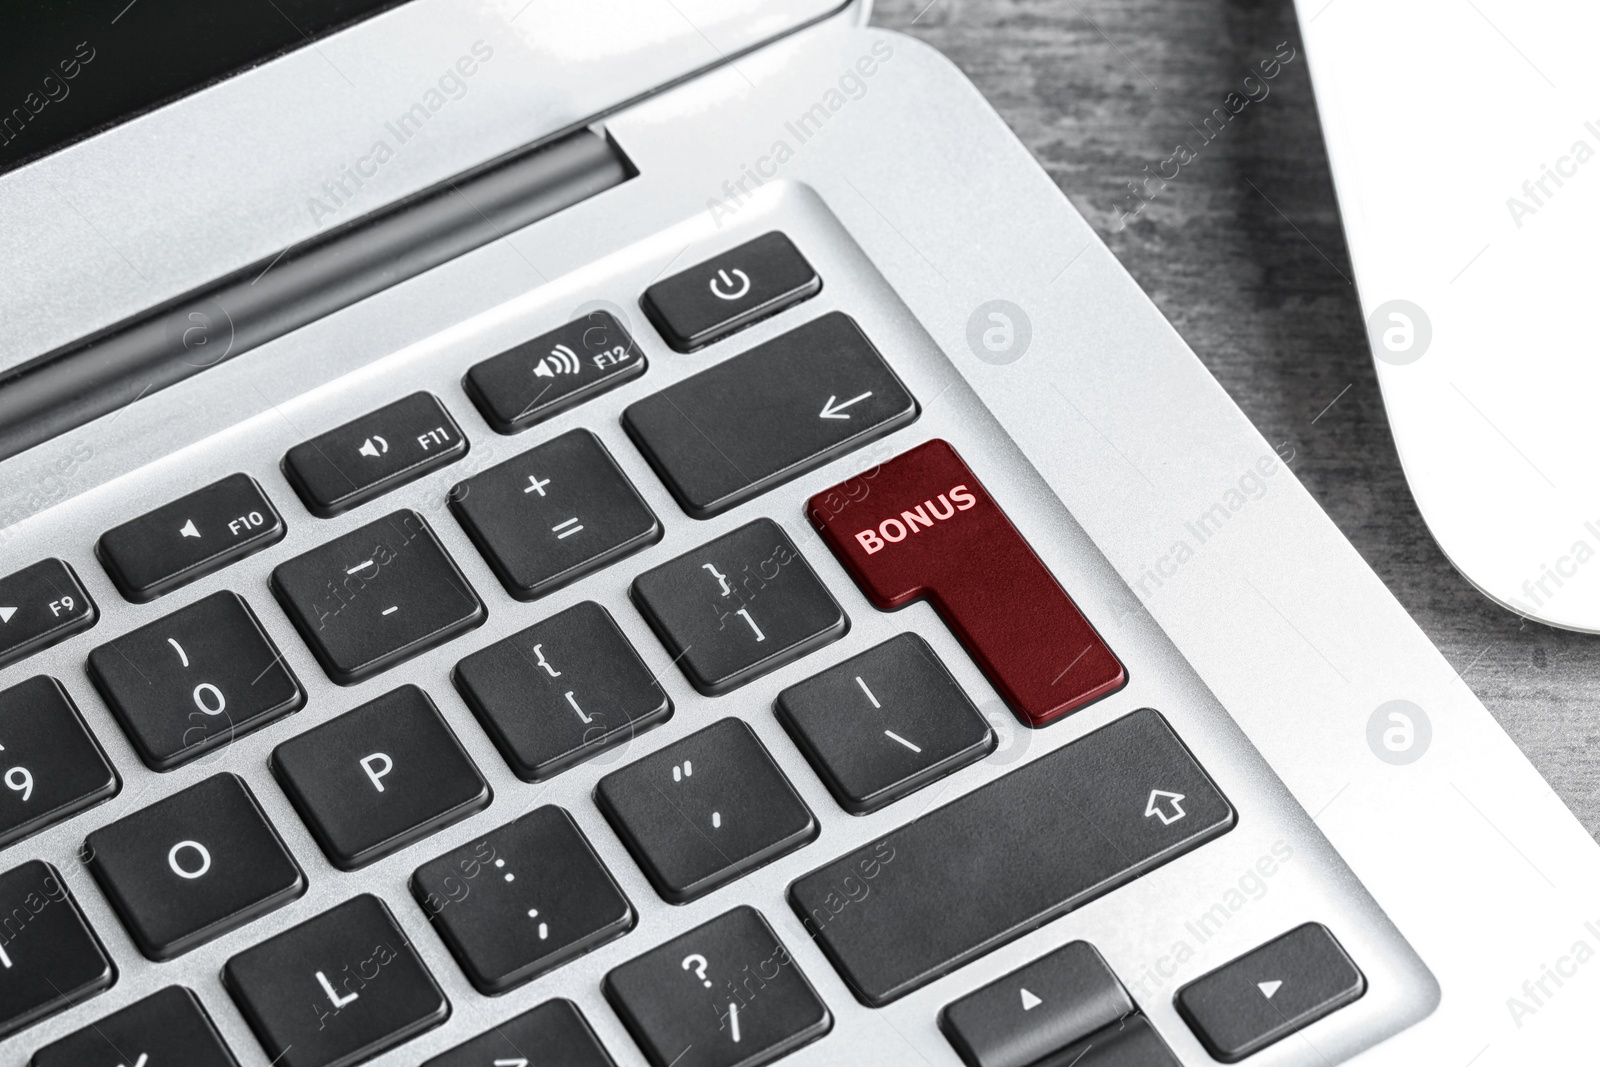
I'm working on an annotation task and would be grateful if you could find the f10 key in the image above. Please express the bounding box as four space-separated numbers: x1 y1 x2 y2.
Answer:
98 473 284 602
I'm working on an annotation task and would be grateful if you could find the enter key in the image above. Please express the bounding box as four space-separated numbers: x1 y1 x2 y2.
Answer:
807 438 1124 726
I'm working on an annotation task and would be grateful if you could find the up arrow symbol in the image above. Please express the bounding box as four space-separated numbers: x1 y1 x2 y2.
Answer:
1257 980 1283 999
1143 789 1187 825
1019 988 1042 1011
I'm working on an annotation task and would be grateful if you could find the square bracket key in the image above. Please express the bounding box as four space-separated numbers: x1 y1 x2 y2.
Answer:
454 601 672 782
630 518 847 696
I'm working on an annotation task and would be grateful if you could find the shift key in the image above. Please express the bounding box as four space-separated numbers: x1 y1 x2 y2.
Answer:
0 559 97 671
788 709 1233 1007
284 392 467 517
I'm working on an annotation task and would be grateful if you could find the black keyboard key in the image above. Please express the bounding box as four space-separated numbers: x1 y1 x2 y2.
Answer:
631 518 846 695
940 941 1133 1067
96 473 285 602
454 601 671 782
1059 1017 1181 1067
624 312 916 517
272 684 491 870
271 509 486 685
465 310 646 434
604 906 830 1067
450 428 660 601
0 860 114 1039
0 559 96 671
85 772 305 961
776 634 994 815
789 709 1234 1006
284 392 467 517
1176 922 1365 1063
32 985 239 1067
224 894 449 1067
596 718 816 904
423 998 615 1067
641 232 821 352
0 677 118 850
87 592 301 771
87 591 304 770
411 806 634 995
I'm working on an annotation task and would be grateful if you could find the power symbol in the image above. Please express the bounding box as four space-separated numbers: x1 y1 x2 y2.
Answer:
709 268 751 301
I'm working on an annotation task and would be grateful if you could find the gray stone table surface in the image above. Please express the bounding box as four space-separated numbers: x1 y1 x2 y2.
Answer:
872 0 1600 836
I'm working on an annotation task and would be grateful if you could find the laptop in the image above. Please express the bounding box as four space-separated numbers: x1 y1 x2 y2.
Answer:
0 2 1591 1064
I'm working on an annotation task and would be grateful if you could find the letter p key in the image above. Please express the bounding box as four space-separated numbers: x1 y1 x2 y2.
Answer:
360 752 393 793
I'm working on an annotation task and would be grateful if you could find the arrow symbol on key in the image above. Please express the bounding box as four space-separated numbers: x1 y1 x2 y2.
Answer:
0 608 14 624
819 391 873 419
1144 789 1187 825
1258 980 1283 999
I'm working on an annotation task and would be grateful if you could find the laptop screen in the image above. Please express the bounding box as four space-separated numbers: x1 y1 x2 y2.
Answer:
0 0 412 176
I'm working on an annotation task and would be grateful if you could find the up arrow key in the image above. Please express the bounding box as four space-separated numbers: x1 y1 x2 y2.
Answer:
1144 789 1187 825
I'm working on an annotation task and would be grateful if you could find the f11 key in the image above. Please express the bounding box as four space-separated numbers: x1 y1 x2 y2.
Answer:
808 438 1123 726
284 392 467 517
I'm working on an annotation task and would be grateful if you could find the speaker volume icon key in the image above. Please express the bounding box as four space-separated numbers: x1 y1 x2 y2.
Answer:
534 344 583 378
357 435 389 458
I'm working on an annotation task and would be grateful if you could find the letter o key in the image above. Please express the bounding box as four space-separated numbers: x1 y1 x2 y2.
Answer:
168 840 212 879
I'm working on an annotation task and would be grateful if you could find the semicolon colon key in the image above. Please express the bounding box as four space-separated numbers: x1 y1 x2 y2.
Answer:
806 438 1124 727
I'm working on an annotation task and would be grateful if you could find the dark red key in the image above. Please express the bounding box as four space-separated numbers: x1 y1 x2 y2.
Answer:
808 439 1123 726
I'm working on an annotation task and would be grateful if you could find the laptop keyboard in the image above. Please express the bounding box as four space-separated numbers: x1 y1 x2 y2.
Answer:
0 219 1417 1066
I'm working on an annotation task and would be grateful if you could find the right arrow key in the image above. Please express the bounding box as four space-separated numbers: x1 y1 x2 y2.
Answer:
1176 923 1367 1063
808 438 1124 726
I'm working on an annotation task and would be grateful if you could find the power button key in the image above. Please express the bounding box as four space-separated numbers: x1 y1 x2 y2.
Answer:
640 231 821 351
